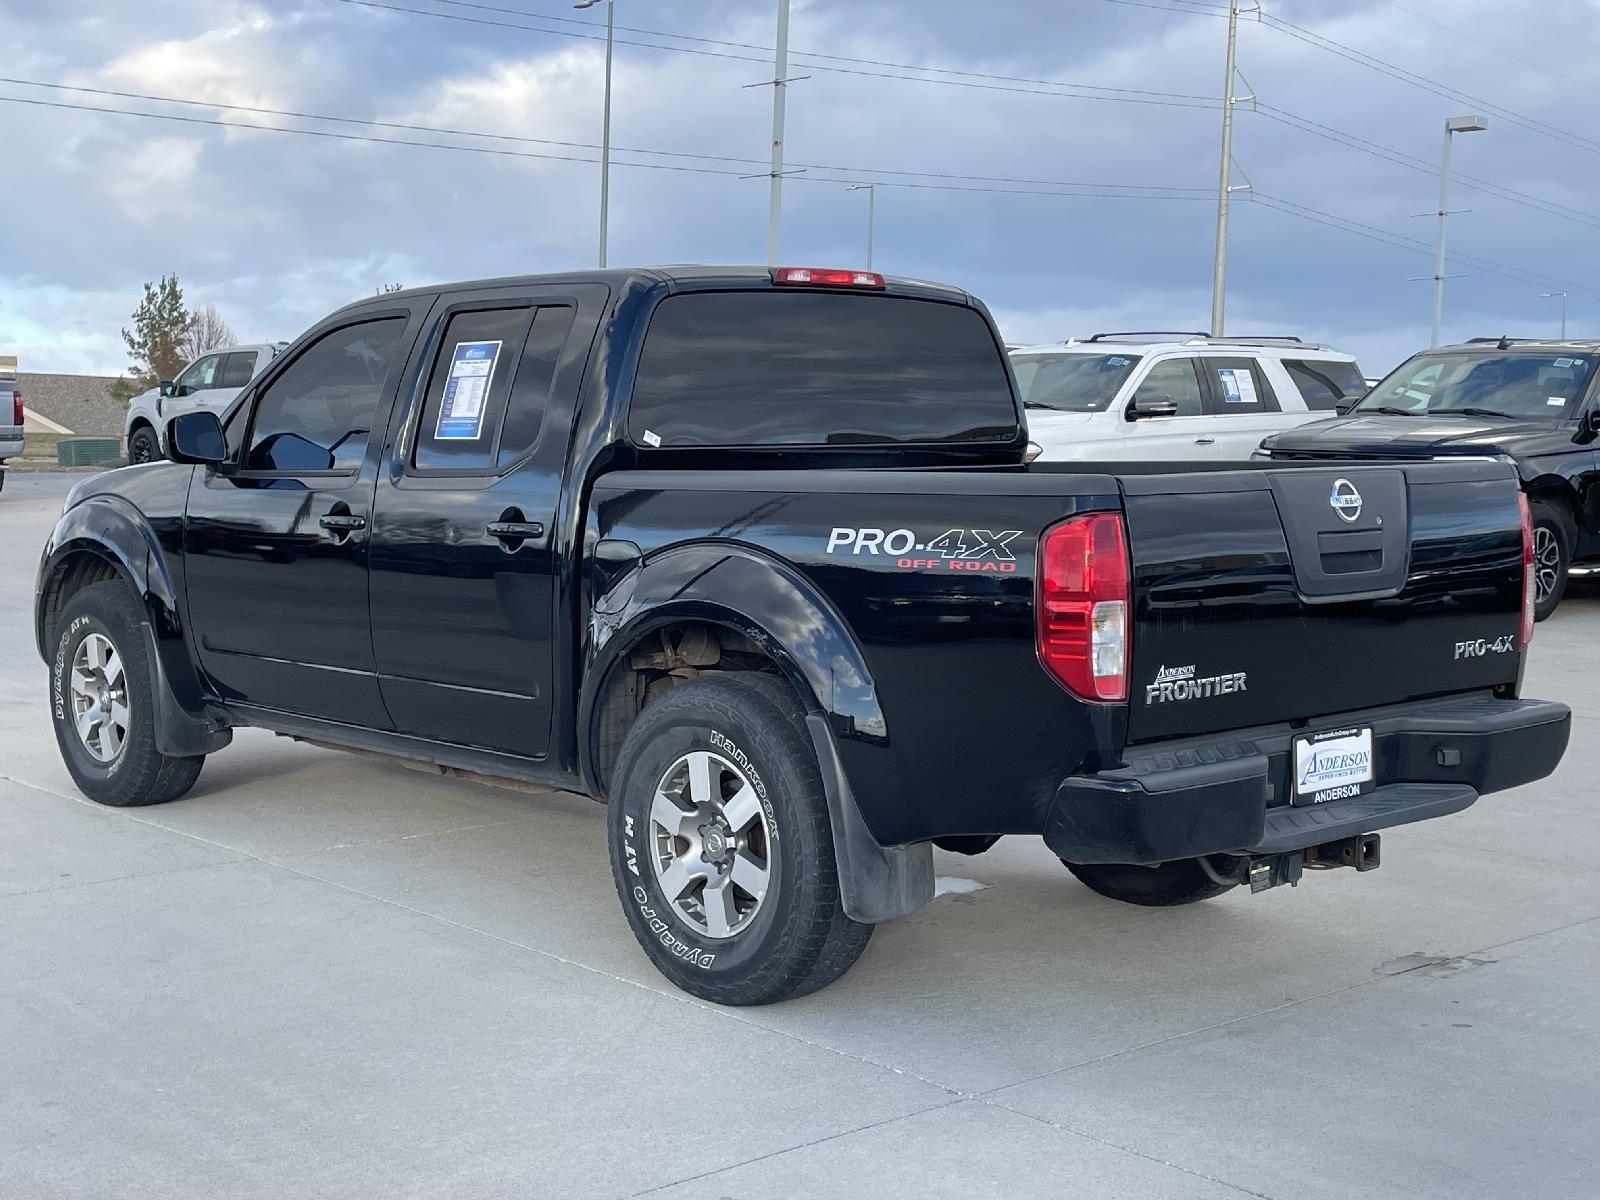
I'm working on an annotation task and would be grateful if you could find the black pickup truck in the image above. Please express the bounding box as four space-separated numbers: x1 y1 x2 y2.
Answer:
1259 338 1600 619
36 267 1570 1004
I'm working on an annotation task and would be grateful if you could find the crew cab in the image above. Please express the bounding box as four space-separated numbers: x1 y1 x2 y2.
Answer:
123 342 286 463
35 268 1569 1005
1258 338 1600 619
1014 333 1366 462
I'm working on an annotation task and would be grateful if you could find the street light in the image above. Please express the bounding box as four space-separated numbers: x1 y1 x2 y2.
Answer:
574 0 614 268
1542 291 1569 339
846 184 875 270
1430 114 1488 347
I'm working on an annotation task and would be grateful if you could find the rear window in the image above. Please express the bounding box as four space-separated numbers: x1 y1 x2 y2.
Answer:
627 291 1017 447
1011 352 1140 413
1284 358 1367 411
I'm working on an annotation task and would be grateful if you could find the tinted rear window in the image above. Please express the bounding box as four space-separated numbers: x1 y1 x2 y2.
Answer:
628 291 1016 447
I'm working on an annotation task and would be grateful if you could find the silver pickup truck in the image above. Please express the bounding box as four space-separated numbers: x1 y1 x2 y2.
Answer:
0 355 23 491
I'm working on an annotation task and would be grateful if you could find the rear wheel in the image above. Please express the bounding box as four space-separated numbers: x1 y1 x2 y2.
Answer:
49 581 205 807
1531 501 1572 621
1062 857 1236 907
607 673 872 1005
128 425 163 464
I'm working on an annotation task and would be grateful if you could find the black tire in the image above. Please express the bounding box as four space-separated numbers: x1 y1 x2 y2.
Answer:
128 425 163 464
1530 501 1572 622
49 581 205 807
607 672 871 1005
1062 857 1236 907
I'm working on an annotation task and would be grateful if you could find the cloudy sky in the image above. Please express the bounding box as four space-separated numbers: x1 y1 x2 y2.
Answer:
2 0 1597 379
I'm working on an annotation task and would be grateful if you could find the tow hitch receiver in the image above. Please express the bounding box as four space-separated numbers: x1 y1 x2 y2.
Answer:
1306 833 1382 873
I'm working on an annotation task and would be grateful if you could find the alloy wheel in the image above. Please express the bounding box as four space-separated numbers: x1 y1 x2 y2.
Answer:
1534 525 1562 604
70 633 130 763
648 750 774 939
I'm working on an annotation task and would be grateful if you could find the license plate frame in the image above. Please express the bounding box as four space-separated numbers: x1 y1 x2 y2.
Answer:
1291 726 1375 806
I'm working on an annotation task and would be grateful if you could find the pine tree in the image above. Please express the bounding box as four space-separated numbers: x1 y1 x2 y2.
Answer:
111 275 190 402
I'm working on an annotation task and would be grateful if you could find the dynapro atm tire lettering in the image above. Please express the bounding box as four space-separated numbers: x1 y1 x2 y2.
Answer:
825 527 1024 572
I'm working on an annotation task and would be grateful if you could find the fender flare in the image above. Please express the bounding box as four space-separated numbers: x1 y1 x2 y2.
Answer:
36 496 229 757
579 542 931 923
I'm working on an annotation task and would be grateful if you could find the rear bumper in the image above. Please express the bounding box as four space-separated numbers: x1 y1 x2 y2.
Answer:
1044 694 1570 865
0 432 24 460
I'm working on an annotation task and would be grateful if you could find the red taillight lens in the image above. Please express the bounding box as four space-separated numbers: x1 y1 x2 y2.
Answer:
771 266 886 289
1036 512 1130 701
11 388 20 428
1519 492 1536 647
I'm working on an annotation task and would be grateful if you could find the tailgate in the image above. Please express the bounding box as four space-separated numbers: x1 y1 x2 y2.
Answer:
1122 460 1525 743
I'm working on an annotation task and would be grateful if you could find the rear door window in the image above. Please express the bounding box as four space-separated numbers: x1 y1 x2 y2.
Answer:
1131 358 1205 417
1199 358 1280 416
1284 359 1366 411
219 351 259 389
411 305 576 473
628 291 1016 447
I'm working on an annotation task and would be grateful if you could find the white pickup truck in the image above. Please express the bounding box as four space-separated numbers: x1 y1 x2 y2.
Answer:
1014 332 1368 462
0 356 22 491
124 343 286 463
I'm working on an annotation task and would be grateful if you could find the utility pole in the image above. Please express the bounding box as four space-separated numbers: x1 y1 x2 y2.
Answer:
1209 0 1243 337
1430 115 1488 347
766 0 791 265
847 184 876 270
573 0 613 267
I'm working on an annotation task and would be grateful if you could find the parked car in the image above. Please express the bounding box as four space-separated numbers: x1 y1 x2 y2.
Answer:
123 342 286 463
1258 337 1600 619
36 268 1567 1004
1014 332 1367 462
0 362 20 492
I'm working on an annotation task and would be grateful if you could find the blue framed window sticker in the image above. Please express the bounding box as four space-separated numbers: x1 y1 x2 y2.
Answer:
434 340 503 439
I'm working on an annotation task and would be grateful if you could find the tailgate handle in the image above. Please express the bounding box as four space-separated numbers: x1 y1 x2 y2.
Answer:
1317 528 1385 575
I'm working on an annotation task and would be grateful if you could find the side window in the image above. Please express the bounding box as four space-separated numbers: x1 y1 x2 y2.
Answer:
1200 358 1281 416
1132 358 1205 417
218 351 259 389
245 318 406 472
176 355 220 392
1284 359 1365 411
411 304 575 473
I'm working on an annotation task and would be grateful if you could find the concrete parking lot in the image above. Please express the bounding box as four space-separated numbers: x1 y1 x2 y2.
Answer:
3 469 1598 1199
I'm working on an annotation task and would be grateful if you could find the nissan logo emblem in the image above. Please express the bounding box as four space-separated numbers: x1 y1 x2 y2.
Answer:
1330 478 1363 523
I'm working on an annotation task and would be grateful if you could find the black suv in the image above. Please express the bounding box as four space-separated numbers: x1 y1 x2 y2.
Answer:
1259 338 1600 618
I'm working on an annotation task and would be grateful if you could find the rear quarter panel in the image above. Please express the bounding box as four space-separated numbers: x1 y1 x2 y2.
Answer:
586 470 1122 844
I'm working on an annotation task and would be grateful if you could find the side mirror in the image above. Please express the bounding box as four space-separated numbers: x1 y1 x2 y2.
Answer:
1577 408 1600 444
1127 394 1180 421
158 380 176 398
167 410 227 465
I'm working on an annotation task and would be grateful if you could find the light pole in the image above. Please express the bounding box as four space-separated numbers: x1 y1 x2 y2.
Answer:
846 184 875 270
574 0 613 268
1209 0 1244 337
1542 291 1568 339
1430 114 1488 347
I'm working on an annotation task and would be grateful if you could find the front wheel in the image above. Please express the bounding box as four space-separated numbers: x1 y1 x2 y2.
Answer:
1531 502 1572 621
607 673 871 1005
50 581 205 807
1062 857 1236 907
128 425 163 464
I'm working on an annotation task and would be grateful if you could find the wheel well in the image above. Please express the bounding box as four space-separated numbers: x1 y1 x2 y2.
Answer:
127 417 156 437
37 551 124 648
589 621 805 796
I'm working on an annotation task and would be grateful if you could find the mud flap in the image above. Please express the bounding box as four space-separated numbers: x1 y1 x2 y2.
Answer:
806 713 933 924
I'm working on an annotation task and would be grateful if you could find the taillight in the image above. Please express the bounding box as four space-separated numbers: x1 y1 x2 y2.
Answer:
10 388 20 428
1036 512 1130 701
771 266 886 289
1518 492 1535 647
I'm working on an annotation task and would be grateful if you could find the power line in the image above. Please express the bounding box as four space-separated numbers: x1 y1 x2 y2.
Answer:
325 0 1219 109
1369 0 1544 72
0 76 1211 196
0 92 1213 201
1250 192 1600 302
1257 11 1600 159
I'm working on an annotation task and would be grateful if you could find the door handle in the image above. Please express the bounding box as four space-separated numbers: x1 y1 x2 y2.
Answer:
1194 437 1216 445
486 520 544 539
319 513 367 532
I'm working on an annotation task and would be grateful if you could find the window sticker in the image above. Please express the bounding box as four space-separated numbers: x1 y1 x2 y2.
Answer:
1216 367 1258 405
641 429 663 447
1108 356 1130 367
1549 397 1568 406
434 340 502 440
1554 357 1575 368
